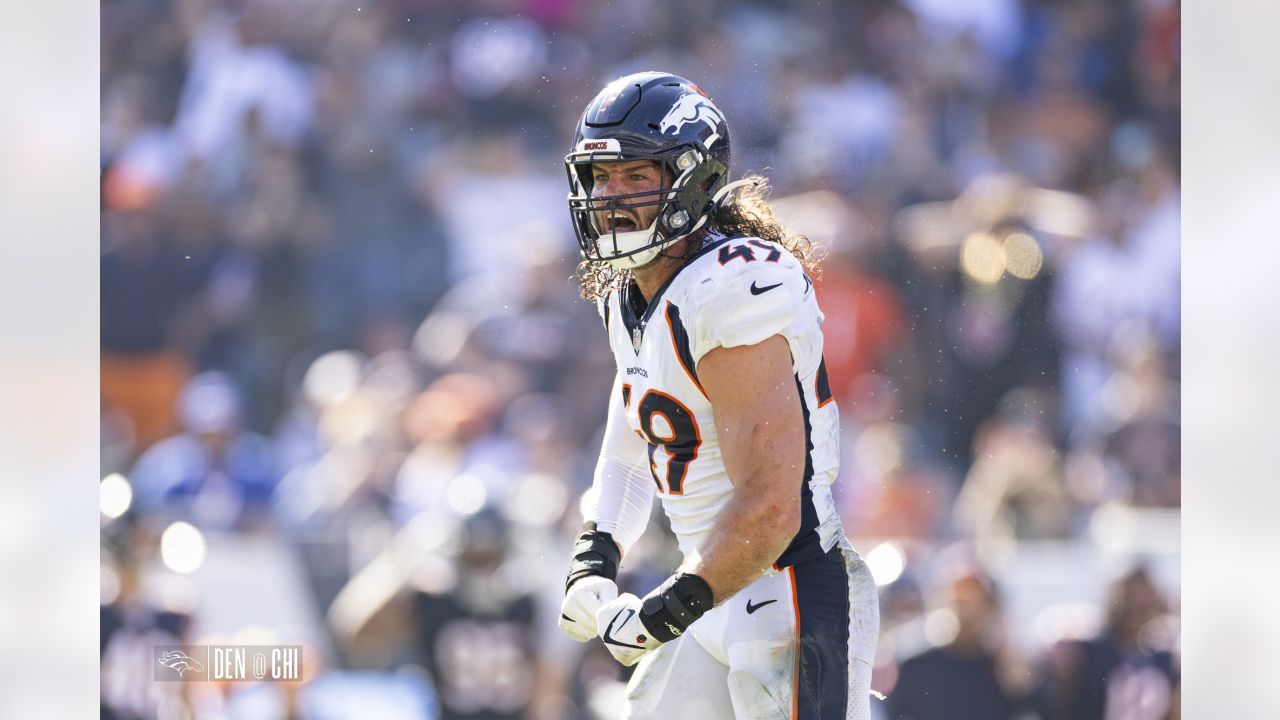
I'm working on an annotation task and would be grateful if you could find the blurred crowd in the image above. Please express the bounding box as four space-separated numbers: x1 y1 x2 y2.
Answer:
100 0 1180 718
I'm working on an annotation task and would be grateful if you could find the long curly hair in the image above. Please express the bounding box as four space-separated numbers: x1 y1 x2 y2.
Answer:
575 174 822 302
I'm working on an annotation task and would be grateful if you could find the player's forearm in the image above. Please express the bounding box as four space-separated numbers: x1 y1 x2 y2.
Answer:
680 334 805 605
584 377 657 554
581 454 655 555
680 481 799 604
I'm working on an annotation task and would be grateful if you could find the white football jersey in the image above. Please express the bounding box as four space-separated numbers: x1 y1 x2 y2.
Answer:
598 232 844 567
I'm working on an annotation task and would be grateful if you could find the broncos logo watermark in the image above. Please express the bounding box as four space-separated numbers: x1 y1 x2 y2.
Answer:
658 93 724 136
157 649 205 677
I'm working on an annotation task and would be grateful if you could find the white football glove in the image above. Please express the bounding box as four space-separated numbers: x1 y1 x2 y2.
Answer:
595 593 663 666
558 575 618 642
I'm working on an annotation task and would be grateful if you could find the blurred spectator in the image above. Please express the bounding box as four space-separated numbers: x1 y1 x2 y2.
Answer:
843 420 953 541
885 569 1031 720
791 193 916 411
308 88 449 350
100 194 197 449
1035 566 1179 720
954 387 1072 551
1052 142 1179 442
175 3 315 161
130 371 279 531
271 350 367 475
331 508 553 720
1091 331 1181 508
410 509 544 720
424 132 571 285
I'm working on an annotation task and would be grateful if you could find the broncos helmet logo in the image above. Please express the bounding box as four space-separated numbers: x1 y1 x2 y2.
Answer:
158 650 205 677
658 93 724 136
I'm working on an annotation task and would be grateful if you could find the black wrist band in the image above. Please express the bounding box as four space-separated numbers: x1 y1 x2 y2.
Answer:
564 522 621 591
638 572 715 643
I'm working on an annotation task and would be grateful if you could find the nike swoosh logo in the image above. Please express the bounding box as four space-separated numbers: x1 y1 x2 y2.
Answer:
602 608 646 649
750 281 783 295
745 598 777 614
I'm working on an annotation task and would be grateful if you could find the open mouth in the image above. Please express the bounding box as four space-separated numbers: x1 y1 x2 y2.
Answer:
603 214 639 233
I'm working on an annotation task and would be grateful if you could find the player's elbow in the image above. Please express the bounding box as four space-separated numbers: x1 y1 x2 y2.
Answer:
771 449 806 540
748 486 801 545
773 493 802 540
744 456 805 543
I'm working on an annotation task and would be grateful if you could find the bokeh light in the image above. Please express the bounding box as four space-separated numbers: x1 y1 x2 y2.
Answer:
160 521 207 574
504 472 568 528
853 422 907 478
303 351 364 408
99 473 132 519
319 391 384 447
1032 602 1103 645
960 232 1006 284
446 474 487 516
1002 232 1044 280
413 311 470 369
1089 501 1135 553
924 608 959 647
865 541 907 586
100 562 121 605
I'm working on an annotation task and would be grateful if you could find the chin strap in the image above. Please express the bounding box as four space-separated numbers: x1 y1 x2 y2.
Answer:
711 178 759 208
601 179 756 269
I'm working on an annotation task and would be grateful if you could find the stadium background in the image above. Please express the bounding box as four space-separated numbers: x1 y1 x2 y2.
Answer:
99 0 1180 717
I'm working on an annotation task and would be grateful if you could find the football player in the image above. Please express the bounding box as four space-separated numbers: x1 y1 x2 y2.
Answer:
414 509 541 720
557 71 880 719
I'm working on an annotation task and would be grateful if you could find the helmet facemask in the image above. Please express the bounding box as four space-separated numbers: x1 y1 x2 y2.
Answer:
566 143 727 270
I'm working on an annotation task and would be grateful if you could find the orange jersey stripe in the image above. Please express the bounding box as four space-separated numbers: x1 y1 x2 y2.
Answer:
789 566 801 720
